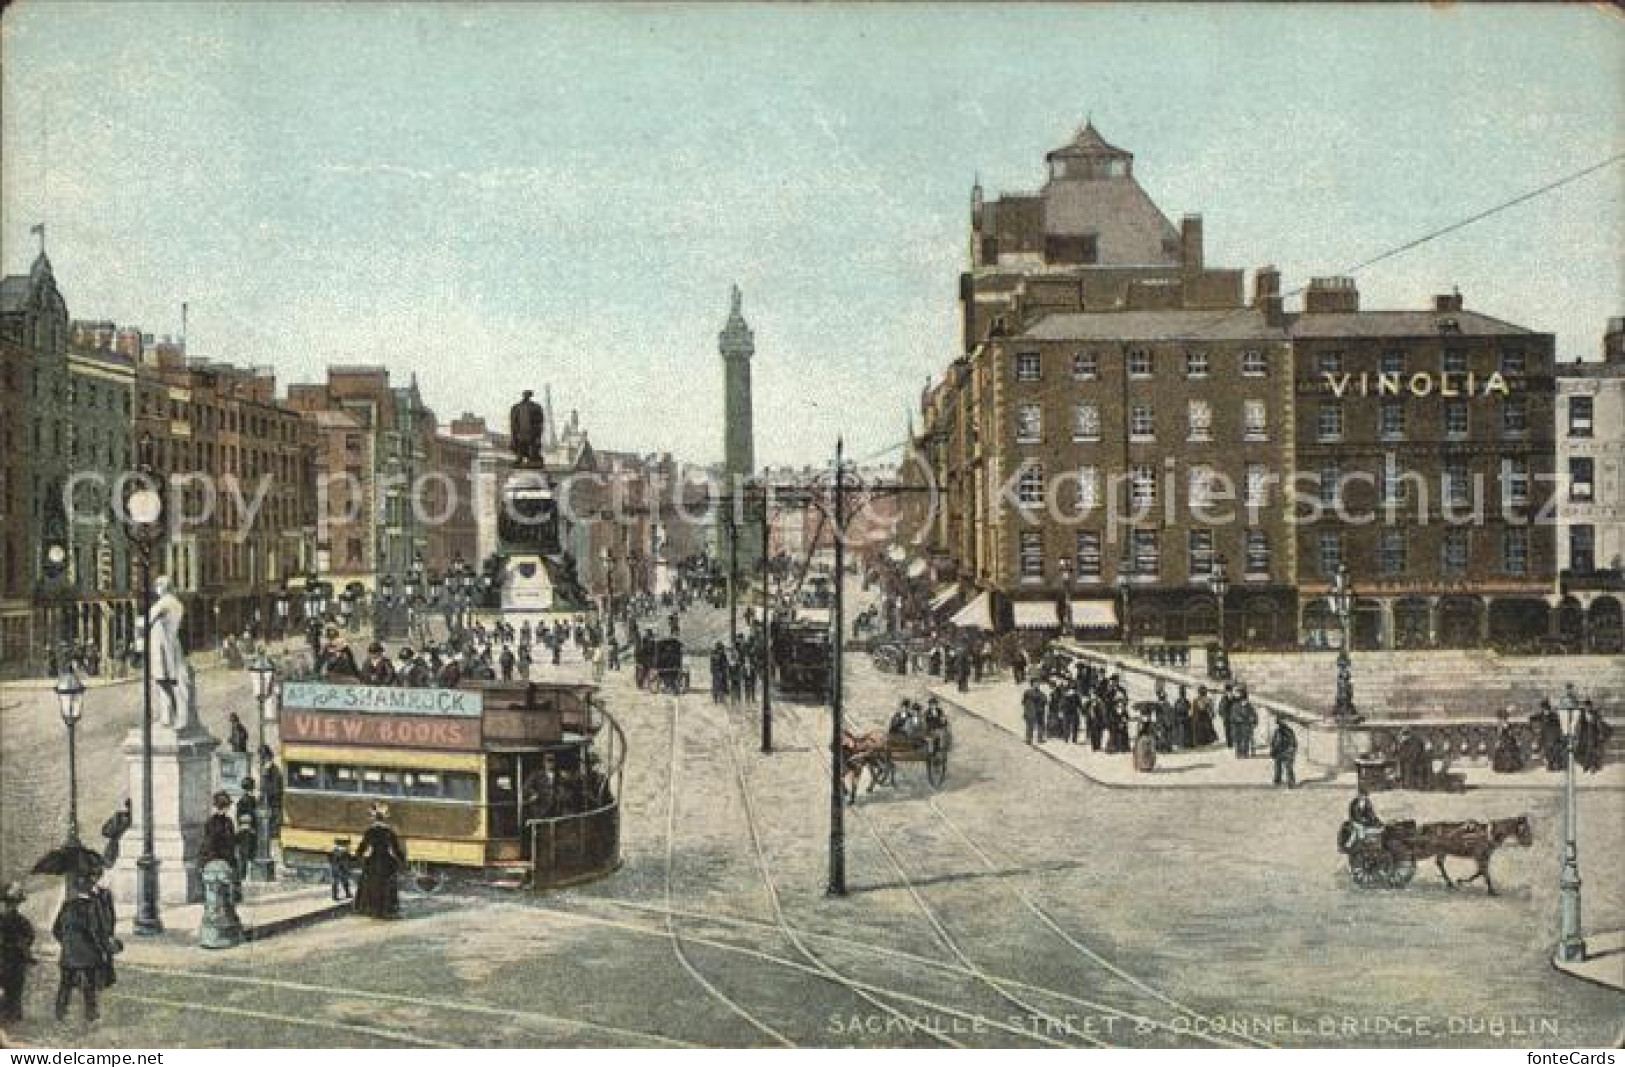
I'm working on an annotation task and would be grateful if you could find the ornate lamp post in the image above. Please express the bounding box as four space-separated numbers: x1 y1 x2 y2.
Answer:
1210 552 1231 679
1331 561 1360 723
1556 683 1586 964
1057 556 1074 638
247 651 277 881
274 594 289 642
377 575 396 640
55 665 86 845
123 446 167 934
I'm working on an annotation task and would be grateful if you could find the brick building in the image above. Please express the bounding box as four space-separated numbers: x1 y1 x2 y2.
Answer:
1553 317 1625 652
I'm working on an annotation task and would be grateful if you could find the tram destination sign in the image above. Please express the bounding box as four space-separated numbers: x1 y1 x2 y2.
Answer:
281 682 484 718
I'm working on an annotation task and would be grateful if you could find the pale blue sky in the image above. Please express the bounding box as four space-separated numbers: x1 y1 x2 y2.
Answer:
3 3 1621 465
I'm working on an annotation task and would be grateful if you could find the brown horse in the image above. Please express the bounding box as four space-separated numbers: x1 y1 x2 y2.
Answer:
1414 815 1533 896
840 730 888 804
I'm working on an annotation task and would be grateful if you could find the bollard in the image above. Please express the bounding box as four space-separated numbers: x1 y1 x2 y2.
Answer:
199 859 244 949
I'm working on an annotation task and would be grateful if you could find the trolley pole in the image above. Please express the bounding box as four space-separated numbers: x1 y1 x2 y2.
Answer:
726 508 739 650
827 438 847 897
759 502 773 754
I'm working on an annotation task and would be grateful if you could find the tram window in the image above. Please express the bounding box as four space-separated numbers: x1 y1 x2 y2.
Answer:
405 772 440 797
442 773 479 802
291 763 320 785
374 770 403 796
326 767 360 793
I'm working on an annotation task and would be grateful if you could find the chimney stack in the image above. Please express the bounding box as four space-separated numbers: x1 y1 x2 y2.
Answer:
1434 289 1464 313
1304 276 1360 314
1180 214 1204 275
1253 265 1281 307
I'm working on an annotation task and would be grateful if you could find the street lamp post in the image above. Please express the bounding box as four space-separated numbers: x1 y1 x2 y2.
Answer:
1556 683 1586 964
759 499 773 754
55 665 86 845
247 652 277 881
124 444 166 934
601 548 617 643
1116 555 1134 650
1331 561 1360 723
1210 553 1231 680
1057 556 1073 638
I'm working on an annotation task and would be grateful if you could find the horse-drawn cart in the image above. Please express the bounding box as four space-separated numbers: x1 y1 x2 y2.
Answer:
873 722 952 788
1337 815 1532 894
644 637 690 695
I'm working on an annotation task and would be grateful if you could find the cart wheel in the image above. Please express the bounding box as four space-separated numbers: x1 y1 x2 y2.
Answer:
927 752 948 787
409 862 443 895
1349 851 1389 889
1386 856 1416 888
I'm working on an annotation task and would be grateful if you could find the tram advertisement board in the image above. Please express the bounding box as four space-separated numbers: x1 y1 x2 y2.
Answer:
281 681 483 717
281 709 481 751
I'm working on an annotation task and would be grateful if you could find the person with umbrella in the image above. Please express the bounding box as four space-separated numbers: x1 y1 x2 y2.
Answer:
52 872 114 1023
0 881 36 1024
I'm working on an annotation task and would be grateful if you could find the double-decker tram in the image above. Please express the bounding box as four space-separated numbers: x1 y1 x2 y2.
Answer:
277 678 624 887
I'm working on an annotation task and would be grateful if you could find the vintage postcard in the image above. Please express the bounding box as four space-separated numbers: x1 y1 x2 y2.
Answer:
0 1 1621 1055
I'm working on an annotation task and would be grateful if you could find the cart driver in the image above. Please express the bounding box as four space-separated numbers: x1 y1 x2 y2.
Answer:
923 697 946 731
1348 788 1382 830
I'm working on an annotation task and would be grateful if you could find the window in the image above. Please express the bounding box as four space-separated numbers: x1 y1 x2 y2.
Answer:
1502 399 1527 438
1443 349 1468 374
1317 403 1343 442
1501 348 1526 375
1189 466 1215 510
1569 396 1594 438
1503 458 1529 506
1185 351 1210 378
1570 524 1595 573
1246 530 1269 577
1132 529 1160 578
1075 467 1100 513
1076 531 1102 580
1445 461 1471 507
1187 399 1213 441
1443 529 1470 576
1072 403 1100 441
1017 463 1045 506
1072 352 1098 380
1445 401 1469 438
1503 527 1528 575
1242 350 1267 377
1379 529 1407 576
1015 352 1041 382
1381 350 1406 375
1016 404 1043 444
1131 464 1157 510
1128 349 1153 378
1130 404 1155 440
1381 458 1409 506
1019 531 1044 579
1318 531 1342 577
1379 402 1406 441
1244 463 1269 508
1317 350 1344 374
1243 400 1268 441
1319 462 1341 507
1570 457 1595 502
1189 529 1214 579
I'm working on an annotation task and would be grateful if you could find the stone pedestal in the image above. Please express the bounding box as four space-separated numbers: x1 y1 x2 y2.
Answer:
110 723 220 908
502 554 558 614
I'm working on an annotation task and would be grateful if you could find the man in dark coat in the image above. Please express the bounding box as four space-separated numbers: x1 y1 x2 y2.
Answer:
710 643 728 704
1269 718 1298 788
260 750 285 837
1575 700 1613 773
235 779 261 885
1217 684 1235 749
227 712 249 755
0 881 36 1024
1059 685 1082 744
499 645 516 681
1021 680 1046 746
1232 688 1257 758
1530 700 1565 771
361 643 396 687
99 798 132 868
1172 685 1191 750
52 879 114 1023
355 805 407 920
1395 728 1430 790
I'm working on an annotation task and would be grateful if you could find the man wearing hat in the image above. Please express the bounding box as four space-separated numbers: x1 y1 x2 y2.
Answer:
52 872 114 1024
1021 678 1047 746
0 881 36 1024
361 642 396 687
1231 685 1257 758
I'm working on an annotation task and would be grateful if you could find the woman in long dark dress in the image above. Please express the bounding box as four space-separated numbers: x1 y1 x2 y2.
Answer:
354 805 406 919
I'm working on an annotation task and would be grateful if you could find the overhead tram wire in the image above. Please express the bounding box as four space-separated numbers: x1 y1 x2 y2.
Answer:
859 148 1625 458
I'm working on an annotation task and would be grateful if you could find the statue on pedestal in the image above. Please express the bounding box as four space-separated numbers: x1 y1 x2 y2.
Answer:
147 576 197 731
510 390 546 468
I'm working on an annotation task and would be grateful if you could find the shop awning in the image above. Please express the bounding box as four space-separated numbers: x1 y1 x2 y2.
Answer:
1012 600 1064 630
950 591 993 630
930 585 961 612
1070 599 1119 629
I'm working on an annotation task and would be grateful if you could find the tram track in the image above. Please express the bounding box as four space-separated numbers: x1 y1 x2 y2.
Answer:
662 693 796 1046
115 961 701 1047
770 704 1094 1048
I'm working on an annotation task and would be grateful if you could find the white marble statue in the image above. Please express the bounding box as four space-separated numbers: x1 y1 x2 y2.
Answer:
147 575 197 730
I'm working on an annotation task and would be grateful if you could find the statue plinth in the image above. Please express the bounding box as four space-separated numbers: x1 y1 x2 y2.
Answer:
109 723 220 907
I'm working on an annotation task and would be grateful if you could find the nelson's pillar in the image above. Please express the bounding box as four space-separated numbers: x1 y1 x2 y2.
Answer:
719 285 760 580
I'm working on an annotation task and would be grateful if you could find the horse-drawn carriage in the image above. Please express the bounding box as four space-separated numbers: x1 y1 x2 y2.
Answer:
644 637 690 695
774 621 832 700
840 717 952 801
1337 815 1532 894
